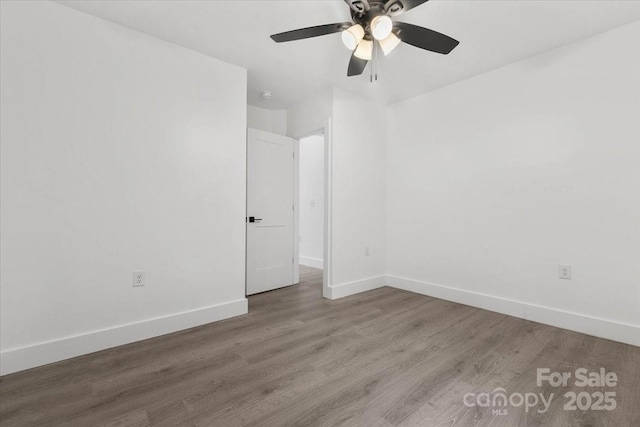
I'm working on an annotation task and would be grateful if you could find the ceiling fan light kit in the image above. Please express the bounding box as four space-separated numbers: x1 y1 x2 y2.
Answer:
342 24 365 50
270 0 459 79
354 39 374 60
371 15 393 40
379 33 401 55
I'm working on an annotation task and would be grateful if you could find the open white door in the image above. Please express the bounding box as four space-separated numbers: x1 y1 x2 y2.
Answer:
246 128 295 295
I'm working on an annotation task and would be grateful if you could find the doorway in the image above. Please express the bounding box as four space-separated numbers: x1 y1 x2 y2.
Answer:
298 133 325 269
298 133 325 286
246 122 332 299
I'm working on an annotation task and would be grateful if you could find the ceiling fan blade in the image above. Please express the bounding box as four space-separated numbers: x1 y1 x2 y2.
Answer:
347 52 368 76
384 0 430 16
271 22 352 43
394 22 459 54
344 0 370 14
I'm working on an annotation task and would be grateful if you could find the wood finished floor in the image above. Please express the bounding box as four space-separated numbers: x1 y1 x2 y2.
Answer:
1 266 639 427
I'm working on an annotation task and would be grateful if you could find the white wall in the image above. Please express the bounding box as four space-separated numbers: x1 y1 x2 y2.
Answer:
286 89 387 298
247 105 287 135
299 135 325 268
0 1 248 374
330 88 387 298
386 21 640 346
286 90 333 139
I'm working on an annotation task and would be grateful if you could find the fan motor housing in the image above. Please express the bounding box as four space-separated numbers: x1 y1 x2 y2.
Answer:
351 0 404 26
351 1 386 26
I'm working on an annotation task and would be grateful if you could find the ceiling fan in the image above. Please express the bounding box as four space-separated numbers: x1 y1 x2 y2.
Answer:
270 0 459 78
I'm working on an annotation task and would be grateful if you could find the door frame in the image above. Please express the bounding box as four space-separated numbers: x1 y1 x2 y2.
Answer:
292 118 333 299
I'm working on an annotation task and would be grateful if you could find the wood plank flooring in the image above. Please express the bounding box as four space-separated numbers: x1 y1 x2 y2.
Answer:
1 266 638 426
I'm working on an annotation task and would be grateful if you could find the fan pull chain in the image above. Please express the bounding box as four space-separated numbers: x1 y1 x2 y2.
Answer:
370 41 379 83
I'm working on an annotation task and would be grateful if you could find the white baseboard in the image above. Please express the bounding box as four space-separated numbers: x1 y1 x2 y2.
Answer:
4 276 636 375
327 276 386 300
299 256 323 269
0 298 248 376
386 275 640 347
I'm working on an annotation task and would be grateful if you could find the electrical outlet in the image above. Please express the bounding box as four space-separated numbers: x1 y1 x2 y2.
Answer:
299 235 302 242
310 199 316 208
364 247 370 257
559 264 571 280
133 271 145 287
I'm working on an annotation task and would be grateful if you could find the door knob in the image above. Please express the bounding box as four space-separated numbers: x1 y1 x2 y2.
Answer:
248 217 262 223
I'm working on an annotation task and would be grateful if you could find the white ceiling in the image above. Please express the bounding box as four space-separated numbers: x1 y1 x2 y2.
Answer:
56 0 640 110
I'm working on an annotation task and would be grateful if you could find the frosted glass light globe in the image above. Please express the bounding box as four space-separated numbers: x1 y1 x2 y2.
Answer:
341 24 365 50
379 33 401 55
371 15 393 40
354 39 373 60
